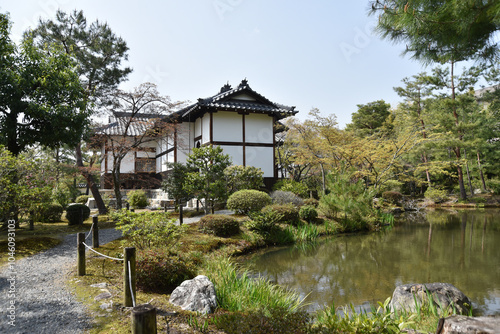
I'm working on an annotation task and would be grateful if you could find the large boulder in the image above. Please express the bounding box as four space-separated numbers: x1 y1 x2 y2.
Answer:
169 275 217 314
437 315 500 334
389 283 472 315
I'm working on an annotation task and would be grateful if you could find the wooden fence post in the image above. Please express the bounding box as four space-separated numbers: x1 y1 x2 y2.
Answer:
77 232 86 276
124 247 136 307
131 304 157 334
92 216 99 248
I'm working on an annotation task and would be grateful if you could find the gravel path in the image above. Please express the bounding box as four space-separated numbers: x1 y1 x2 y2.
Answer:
0 228 122 334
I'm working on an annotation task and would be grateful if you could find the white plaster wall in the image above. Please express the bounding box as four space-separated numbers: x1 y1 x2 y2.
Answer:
246 146 274 177
195 117 202 138
120 152 135 173
245 114 273 144
202 114 210 144
213 111 242 142
220 145 242 166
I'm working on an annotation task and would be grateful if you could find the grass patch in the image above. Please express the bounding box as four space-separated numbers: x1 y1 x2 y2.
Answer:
202 257 305 315
0 236 61 267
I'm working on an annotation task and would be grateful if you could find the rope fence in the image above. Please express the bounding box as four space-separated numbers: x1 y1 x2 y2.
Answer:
82 242 123 261
76 216 156 333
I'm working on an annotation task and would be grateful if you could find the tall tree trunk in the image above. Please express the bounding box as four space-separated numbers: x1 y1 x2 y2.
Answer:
75 143 107 214
450 61 467 200
112 159 123 210
476 151 487 192
417 87 431 185
463 149 474 196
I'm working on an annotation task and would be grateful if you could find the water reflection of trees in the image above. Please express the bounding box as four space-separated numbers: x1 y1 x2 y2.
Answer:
244 209 500 315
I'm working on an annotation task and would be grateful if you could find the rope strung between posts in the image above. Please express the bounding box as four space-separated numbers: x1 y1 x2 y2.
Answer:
128 260 136 307
85 223 93 240
82 242 123 261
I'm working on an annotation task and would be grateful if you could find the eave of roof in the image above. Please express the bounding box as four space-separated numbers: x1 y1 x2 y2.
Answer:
173 79 298 122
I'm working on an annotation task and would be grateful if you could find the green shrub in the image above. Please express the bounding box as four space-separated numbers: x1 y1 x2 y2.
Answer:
245 210 283 233
382 191 404 205
273 179 308 197
469 196 486 203
299 205 318 223
39 203 64 223
75 195 90 204
65 203 91 225
127 189 149 209
227 190 271 215
303 198 319 207
270 191 304 206
199 214 240 237
111 210 184 250
136 249 195 294
487 178 500 195
261 204 299 225
424 187 448 203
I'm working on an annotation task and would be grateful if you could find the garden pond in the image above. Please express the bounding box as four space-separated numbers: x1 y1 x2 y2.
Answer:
242 208 500 315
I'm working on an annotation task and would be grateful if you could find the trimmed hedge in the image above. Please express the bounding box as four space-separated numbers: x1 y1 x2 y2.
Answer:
199 214 240 237
261 204 299 225
65 203 91 225
227 190 272 215
136 249 195 294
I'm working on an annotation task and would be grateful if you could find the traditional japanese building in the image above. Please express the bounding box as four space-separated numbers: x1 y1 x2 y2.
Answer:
100 79 298 191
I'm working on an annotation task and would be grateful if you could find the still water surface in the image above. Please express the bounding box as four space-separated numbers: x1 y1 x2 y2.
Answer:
243 209 500 315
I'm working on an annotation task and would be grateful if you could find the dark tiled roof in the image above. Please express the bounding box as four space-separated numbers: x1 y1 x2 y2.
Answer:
98 112 164 136
174 79 298 121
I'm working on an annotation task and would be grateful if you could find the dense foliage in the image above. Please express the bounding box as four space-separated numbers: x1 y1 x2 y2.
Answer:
227 189 272 215
126 190 149 209
136 249 195 294
111 210 184 249
198 214 240 237
65 203 91 225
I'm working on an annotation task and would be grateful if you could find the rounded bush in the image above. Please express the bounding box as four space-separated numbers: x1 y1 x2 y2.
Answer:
270 190 304 206
382 191 404 205
261 204 299 225
199 214 240 237
39 203 64 223
299 205 318 223
75 195 90 205
227 190 271 215
127 190 149 209
65 203 91 225
137 250 195 294
303 198 319 208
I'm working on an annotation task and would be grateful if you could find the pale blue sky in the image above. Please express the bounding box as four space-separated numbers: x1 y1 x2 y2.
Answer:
2 0 430 128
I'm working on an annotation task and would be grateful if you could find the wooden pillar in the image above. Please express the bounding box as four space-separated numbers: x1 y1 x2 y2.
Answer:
92 216 99 248
124 247 136 307
132 304 157 334
77 232 86 276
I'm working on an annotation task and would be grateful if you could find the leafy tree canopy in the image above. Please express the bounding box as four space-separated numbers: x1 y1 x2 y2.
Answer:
370 0 500 63
0 13 87 155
